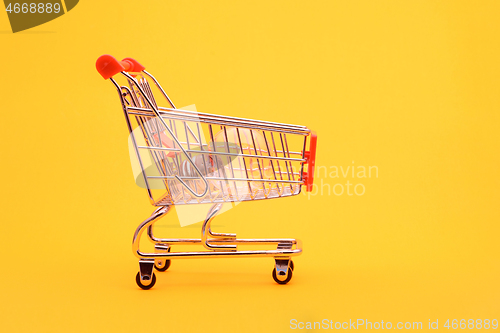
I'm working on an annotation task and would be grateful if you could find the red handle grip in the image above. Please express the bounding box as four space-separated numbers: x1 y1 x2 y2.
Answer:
303 130 317 192
96 55 145 80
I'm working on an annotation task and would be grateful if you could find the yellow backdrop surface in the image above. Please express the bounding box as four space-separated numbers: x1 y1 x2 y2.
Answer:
0 1 498 332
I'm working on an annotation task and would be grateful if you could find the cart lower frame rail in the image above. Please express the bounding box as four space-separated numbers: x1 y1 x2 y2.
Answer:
133 204 302 289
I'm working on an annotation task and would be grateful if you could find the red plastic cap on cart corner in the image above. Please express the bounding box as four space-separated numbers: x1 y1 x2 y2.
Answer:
304 130 317 192
96 55 123 80
96 55 145 80
122 57 145 72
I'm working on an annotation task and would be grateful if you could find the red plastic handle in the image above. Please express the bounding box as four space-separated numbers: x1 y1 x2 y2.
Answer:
96 55 145 80
303 130 317 192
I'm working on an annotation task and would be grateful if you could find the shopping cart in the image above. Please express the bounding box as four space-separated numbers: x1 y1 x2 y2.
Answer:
96 55 317 289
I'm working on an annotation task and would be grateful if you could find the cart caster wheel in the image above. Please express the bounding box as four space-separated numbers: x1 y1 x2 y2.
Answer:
154 245 171 272
154 259 171 272
272 267 293 285
136 272 156 290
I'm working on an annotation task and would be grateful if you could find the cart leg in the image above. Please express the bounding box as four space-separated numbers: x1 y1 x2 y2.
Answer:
136 259 156 290
273 258 293 284
146 208 170 244
154 243 171 272
133 206 170 258
201 203 237 251
133 206 170 289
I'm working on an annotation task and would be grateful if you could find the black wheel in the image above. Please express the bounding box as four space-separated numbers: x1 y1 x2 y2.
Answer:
290 260 295 271
136 272 156 290
154 246 171 272
154 259 171 272
272 267 293 285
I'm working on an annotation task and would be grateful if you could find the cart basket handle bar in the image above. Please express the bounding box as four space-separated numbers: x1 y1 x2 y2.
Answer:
96 55 209 198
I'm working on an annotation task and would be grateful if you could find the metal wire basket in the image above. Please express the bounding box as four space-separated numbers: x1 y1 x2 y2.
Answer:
96 55 317 289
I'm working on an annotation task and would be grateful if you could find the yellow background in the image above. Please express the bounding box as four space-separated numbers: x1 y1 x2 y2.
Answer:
1 1 498 332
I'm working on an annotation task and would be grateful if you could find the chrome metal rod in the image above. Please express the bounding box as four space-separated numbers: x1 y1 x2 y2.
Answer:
157 107 308 131
201 203 236 251
122 72 209 198
110 78 154 204
135 207 302 259
132 206 170 258
136 146 306 162
135 247 302 260
142 70 176 109
147 175 303 184
146 237 299 245
126 108 310 135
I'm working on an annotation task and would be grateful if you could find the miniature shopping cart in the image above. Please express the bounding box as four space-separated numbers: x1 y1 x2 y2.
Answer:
96 55 317 289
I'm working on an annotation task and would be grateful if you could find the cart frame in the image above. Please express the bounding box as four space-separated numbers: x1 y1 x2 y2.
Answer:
96 55 317 289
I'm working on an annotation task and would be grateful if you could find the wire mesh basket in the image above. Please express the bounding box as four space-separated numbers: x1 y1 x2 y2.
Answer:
96 55 317 289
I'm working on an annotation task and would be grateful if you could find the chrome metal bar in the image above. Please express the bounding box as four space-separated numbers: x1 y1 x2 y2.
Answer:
196 122 213 201
209 229 236 239
222 126 239 200
153 190 298 205
147 175 303 184
128 77 181 200
157 107 308 130
122 72 209 198
123 83 140 107
208 124 226 197
262 131 281 194
249 129 267 193
167 118 183 195
169 106 188 203
270 132 285 196
236 127 253 196
126 108 310 135
201 203 236 251
110 78 154 204
183 121 199 198
142 70 176 109
136 145 306 162
137 247 302 259
279 133 294 192
283 133 296 192
136 208 301 260
186 123 200 144
147 237 299 245
132 206 170 258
